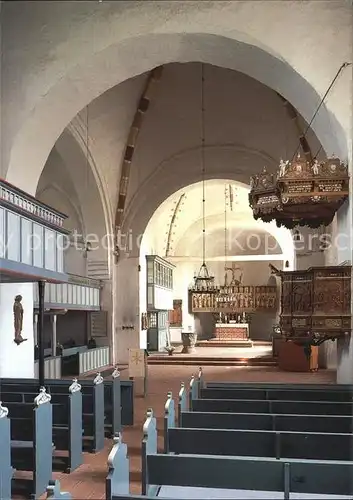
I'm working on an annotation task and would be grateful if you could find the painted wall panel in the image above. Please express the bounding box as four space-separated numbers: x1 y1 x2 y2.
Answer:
21 218 33 265
33 223 44 268
44 228 56 270
7 211 20 261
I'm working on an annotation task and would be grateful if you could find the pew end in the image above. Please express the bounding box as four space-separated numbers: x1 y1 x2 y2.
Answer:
177 382 187 426
198 366 204 395
189 375 197 409
106 433 129 500
142 409 158 496
164 392 175 453
10 388 53 499
46 480 72 499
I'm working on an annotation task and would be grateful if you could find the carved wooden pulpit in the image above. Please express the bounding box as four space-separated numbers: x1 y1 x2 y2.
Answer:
280 265 351 340
276 265 351 372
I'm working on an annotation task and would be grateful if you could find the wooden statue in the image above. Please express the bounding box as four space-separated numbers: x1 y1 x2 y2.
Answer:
13 295 27 345
141 313 148 331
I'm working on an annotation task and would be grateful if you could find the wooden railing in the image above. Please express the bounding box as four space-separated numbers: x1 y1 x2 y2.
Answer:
79 346 110 374
34 356 61 379
33 275 101 310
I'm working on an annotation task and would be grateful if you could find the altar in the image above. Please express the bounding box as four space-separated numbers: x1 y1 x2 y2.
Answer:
214 323 249 341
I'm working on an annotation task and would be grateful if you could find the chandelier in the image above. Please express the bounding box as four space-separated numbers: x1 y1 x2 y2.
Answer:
189 64 215 293
249 62 351 230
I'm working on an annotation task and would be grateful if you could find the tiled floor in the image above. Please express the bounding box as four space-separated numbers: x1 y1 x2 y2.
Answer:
49 365 336 498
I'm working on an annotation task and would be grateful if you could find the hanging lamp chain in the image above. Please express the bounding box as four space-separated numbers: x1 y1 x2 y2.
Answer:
291 61 351 162
201 63 206 265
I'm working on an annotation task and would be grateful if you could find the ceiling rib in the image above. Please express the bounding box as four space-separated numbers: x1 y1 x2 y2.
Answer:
114 66 163 232
165 193 186 257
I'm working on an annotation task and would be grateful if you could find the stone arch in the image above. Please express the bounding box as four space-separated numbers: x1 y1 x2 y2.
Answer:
37 128 113 276
141 178 295 266
122 145 282 255
5 30 348 195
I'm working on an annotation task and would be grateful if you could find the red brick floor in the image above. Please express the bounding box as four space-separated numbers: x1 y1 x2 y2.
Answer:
49 366 336 498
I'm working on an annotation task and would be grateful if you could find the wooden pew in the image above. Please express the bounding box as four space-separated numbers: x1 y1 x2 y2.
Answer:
201 386 353 402
1 374 105 453
8 387 53 498
188 373 353 415
192 396 353 415
48 425 353 500
46 435 134 500
142 407 353 498
194 370 353 408
165 392 352 461
0 402 13 500
1 379 83 473
178 380 353 433
198 367 353 401
1 371 134 431
104 368 122 437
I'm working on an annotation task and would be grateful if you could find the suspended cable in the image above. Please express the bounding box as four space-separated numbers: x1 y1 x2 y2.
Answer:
291 62 351 162
201 63 206 266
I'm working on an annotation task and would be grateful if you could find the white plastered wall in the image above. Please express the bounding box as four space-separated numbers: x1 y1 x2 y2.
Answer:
0 283 35 378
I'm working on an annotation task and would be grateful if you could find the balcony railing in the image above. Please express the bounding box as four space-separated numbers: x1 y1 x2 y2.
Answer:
79 346 110 374
33 273 101 310
34 356 61 379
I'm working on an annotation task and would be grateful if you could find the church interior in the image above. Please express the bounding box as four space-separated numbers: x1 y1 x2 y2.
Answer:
0 1 352 498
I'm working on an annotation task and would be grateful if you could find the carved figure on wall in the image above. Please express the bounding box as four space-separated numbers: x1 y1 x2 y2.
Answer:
279 159 289 177
192 294 198 310
13 295 27 345
141 312 148 330
312 159 319 175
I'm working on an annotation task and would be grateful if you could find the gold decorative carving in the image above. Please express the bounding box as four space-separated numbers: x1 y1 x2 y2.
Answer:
249 154 349 229
190 285 277 313
277 265 351 343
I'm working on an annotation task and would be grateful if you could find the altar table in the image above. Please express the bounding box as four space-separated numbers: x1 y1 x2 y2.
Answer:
214 323 249 341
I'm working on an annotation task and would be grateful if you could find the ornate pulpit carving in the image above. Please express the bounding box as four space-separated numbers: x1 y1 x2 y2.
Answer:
277 265 351 343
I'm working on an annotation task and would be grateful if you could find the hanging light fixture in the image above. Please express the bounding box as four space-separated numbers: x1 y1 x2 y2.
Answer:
189 64 215 292
249 62 351 230
223 184 228 286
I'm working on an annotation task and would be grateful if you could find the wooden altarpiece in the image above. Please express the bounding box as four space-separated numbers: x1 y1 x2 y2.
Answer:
278 265 351 342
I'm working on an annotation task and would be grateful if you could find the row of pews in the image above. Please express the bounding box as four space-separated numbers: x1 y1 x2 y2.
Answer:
51 367 352 499
0 369 134 498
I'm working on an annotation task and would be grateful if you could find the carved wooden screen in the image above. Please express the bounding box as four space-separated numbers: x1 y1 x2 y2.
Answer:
168 300 182 327
280 265 351 338
311 267 351 334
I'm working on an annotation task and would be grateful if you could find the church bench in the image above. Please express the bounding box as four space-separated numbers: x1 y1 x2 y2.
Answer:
194 368 353 402
1 381 83 473
78 376 105 453
6 389 53 498
48 428 353 500
165 392 352 461
191 397 353 415
200 386 353 402
1 375 105 453
142 408 353 498
187 376 353 416
1 372 133 430
180 409 353 434
104 369 123 436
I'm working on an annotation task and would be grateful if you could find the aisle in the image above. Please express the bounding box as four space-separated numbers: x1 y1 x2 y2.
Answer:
53 365 336 499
